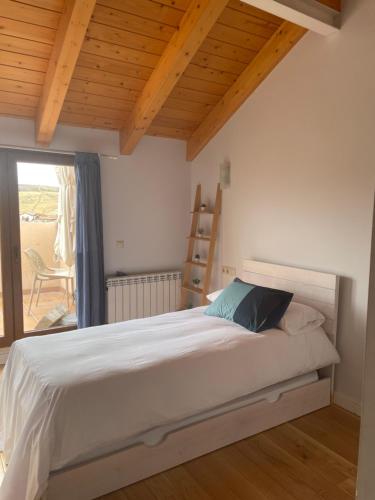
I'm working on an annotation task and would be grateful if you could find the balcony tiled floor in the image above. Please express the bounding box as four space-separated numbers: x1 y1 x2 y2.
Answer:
0 289 76 336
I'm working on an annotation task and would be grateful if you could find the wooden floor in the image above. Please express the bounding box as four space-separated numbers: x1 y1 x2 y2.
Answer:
96 405 359 500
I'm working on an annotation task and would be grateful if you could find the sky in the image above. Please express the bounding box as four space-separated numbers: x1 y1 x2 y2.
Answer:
17 162 59 187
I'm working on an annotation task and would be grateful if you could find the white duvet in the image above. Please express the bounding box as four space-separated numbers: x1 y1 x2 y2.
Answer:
0 307 339 500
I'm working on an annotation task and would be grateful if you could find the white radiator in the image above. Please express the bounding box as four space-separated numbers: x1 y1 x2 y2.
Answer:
106 270 182 323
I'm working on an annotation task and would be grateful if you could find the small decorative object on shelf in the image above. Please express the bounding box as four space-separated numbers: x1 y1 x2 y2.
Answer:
194 253 201 262
192 278 201 287
197 228 204 237
199 203 207 212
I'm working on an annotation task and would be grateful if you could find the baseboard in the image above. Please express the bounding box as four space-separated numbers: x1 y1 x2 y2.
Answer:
0 347 9 365
334 391 361 416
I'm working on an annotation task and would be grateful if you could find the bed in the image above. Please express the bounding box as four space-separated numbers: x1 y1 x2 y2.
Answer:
0 260 340 500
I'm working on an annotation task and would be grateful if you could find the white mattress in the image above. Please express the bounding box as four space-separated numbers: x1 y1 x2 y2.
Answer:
0 306 340 500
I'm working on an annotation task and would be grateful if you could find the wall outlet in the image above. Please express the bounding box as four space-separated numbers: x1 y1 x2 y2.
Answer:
116 240 125 248
222 265 236 276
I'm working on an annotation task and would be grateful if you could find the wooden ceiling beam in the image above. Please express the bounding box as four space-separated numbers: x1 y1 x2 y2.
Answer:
119 0 229 155
35 0 96 144
242 0 340 36
187 21 306 161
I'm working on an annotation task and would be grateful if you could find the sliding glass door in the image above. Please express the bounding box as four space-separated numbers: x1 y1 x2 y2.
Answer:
0 149 76 345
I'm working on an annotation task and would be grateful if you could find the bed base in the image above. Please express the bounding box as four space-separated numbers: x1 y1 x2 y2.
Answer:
44 377 331 500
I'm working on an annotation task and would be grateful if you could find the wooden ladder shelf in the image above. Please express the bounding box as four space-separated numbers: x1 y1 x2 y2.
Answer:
180 183 222 309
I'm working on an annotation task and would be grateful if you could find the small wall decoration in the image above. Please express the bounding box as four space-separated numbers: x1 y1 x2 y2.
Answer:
197 228 204 237
220 159 231 189
192 278 201 286
194 254 201 262
199 203 207 212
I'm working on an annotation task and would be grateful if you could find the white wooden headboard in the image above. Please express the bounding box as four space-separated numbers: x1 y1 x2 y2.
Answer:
241 260 340 347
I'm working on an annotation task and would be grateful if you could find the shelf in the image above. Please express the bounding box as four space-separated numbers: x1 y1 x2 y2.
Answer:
185 260 207 268
187 236 211 241
182 284 203 294
190 211 215 215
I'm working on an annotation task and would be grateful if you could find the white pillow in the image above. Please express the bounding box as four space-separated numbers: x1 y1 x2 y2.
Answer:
206 289 224 302
278 302 325 335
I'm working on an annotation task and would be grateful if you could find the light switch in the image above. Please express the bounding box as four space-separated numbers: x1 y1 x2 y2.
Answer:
116 240 125 248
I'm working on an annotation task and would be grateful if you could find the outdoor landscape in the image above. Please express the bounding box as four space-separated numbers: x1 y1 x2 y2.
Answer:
18 184 59 218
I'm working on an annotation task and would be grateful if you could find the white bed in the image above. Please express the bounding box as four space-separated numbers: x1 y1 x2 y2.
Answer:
0 260 340 500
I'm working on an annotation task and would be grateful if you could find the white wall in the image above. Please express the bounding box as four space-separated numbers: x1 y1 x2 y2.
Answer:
0 117 190 276
100 142 190 275
190 0 375 413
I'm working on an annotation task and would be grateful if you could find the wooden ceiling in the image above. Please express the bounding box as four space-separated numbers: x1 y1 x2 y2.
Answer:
0 0 340 159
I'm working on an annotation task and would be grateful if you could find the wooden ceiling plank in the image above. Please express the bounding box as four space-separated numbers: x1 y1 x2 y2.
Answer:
120 0 229 154
192 50 247 74
184 64 238 86
91 4 175 42
65 89 135 110
0 90 39 107
77 52 153 81
1 0 60 29
0 65 45 85
0 17 55 44
69 78 139 101
187 21 306 161
209 23 270 51
0 101 36 118
62 101 128 120
18 0 64 13
59 110 123 129
170 86 220 105
149 0 190 11
0 50 48 72
160 106 208 122
73 65 146 92
78 51 240 89
165 97 213 114
36 0 96 144
177 76 229 97
0 77 42 96
69 77 222 107
219 7 282 37
86 22 257 67
62 99 204 123
81 37 159 69
241 0 340 35
0 34 52 59
200 37 255 64
96 0 183 27
86 22 167 56
76 57 235 91
80 41 244 82
147 125 192 140
153 115 197 131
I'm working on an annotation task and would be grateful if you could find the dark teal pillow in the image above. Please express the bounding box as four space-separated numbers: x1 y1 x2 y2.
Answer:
205 278 293 333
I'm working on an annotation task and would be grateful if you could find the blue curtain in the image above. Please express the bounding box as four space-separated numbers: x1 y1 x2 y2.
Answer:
75 153 105 328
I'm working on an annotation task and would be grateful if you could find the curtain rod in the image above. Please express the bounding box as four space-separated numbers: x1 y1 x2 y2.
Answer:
0 144 119 160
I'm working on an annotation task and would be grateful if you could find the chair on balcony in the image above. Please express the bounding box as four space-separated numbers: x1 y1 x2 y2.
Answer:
24 248 74 315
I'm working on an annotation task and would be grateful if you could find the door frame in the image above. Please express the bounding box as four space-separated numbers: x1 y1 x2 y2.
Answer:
0 151 16 347
0 148 76 345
